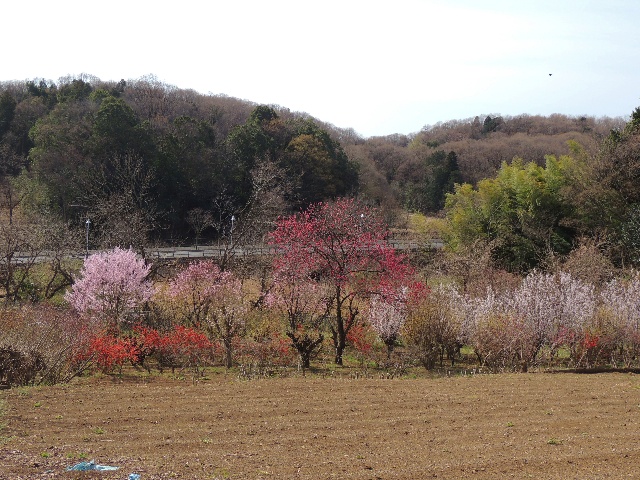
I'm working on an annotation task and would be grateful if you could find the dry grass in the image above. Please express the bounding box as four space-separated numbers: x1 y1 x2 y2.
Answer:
1 371 639 479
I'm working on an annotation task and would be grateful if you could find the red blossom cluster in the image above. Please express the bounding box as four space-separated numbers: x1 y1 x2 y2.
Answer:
346 323 374 356
78 335 140 373
78 326 213 374
134 325 213 369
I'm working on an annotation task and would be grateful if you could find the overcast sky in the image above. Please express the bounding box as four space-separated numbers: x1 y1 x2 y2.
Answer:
3 0 639 137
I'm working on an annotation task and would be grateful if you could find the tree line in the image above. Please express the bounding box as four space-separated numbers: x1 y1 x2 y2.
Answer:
5 199 640 386
0 74 358 252
0 74 629 251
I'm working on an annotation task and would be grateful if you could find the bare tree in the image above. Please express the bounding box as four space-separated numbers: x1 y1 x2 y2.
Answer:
80 153 158 255
186 208 214 249
217 159 296 269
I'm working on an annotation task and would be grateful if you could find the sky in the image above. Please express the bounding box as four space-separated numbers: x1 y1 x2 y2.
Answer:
3 0 640 137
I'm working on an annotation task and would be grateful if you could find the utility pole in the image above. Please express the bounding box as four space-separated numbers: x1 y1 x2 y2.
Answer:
85 218 91 259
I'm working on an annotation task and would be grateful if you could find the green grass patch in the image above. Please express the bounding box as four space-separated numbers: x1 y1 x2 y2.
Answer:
0 398 13 445
0 398 6 431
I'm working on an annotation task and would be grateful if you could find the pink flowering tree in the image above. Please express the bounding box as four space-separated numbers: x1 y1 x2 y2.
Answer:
268 198 413 365
168 260 247 368
266 268 328 369
65 247 152 330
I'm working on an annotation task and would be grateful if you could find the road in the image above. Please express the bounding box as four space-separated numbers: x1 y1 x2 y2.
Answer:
10 239 444 264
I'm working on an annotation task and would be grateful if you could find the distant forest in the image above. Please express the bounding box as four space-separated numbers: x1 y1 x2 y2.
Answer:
0 74 630 251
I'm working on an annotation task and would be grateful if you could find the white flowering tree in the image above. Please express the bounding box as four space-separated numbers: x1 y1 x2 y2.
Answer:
600 272 640 366
460 272 596 371
508 272 596 361
368 292 407 358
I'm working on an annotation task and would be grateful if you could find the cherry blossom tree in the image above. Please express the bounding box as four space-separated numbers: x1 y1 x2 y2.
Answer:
168 260 247 368
65 247 152 330
269 198 413 364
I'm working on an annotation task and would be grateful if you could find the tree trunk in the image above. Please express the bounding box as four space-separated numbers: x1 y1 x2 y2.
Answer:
300 351 311 370
385 338 395 360
289 333 324 371
334 345 344 366
333 286 345 365
223 337 233 369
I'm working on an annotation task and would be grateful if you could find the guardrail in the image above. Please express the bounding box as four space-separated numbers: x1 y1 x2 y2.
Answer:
145 239 444 260
8 239 444 264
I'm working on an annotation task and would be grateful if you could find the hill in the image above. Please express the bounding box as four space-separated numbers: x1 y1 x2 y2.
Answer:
0 74 630 247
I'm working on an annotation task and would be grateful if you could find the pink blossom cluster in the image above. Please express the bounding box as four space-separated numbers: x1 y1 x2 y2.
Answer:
65 247 152 327
168 260 247 367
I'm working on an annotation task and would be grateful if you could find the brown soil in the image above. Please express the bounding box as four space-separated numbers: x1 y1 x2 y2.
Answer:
1 371 639 479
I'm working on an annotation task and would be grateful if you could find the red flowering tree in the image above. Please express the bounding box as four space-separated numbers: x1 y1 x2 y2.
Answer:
168 261 247 368
268 198 413 365
65 247 152 330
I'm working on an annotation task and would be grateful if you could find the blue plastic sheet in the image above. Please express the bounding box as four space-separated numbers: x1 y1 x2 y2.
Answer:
66 460 119 471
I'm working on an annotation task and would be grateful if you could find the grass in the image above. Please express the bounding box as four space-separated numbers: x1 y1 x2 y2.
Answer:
0 398 6 431
0 397 13 445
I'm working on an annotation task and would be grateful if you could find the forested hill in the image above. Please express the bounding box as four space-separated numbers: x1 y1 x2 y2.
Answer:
345 113 626 213
0 74 628 247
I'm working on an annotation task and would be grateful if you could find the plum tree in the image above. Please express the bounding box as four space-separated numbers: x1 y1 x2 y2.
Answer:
65 247 152 330
269 198 413 365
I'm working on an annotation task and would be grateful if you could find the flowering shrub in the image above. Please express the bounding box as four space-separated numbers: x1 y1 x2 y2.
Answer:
453 272 597 370
78 335 140 374
346 323 376 363
599 273 640 366
134 325 213 373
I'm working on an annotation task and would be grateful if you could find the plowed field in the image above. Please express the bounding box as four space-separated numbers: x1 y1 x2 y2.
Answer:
1 372 639 479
